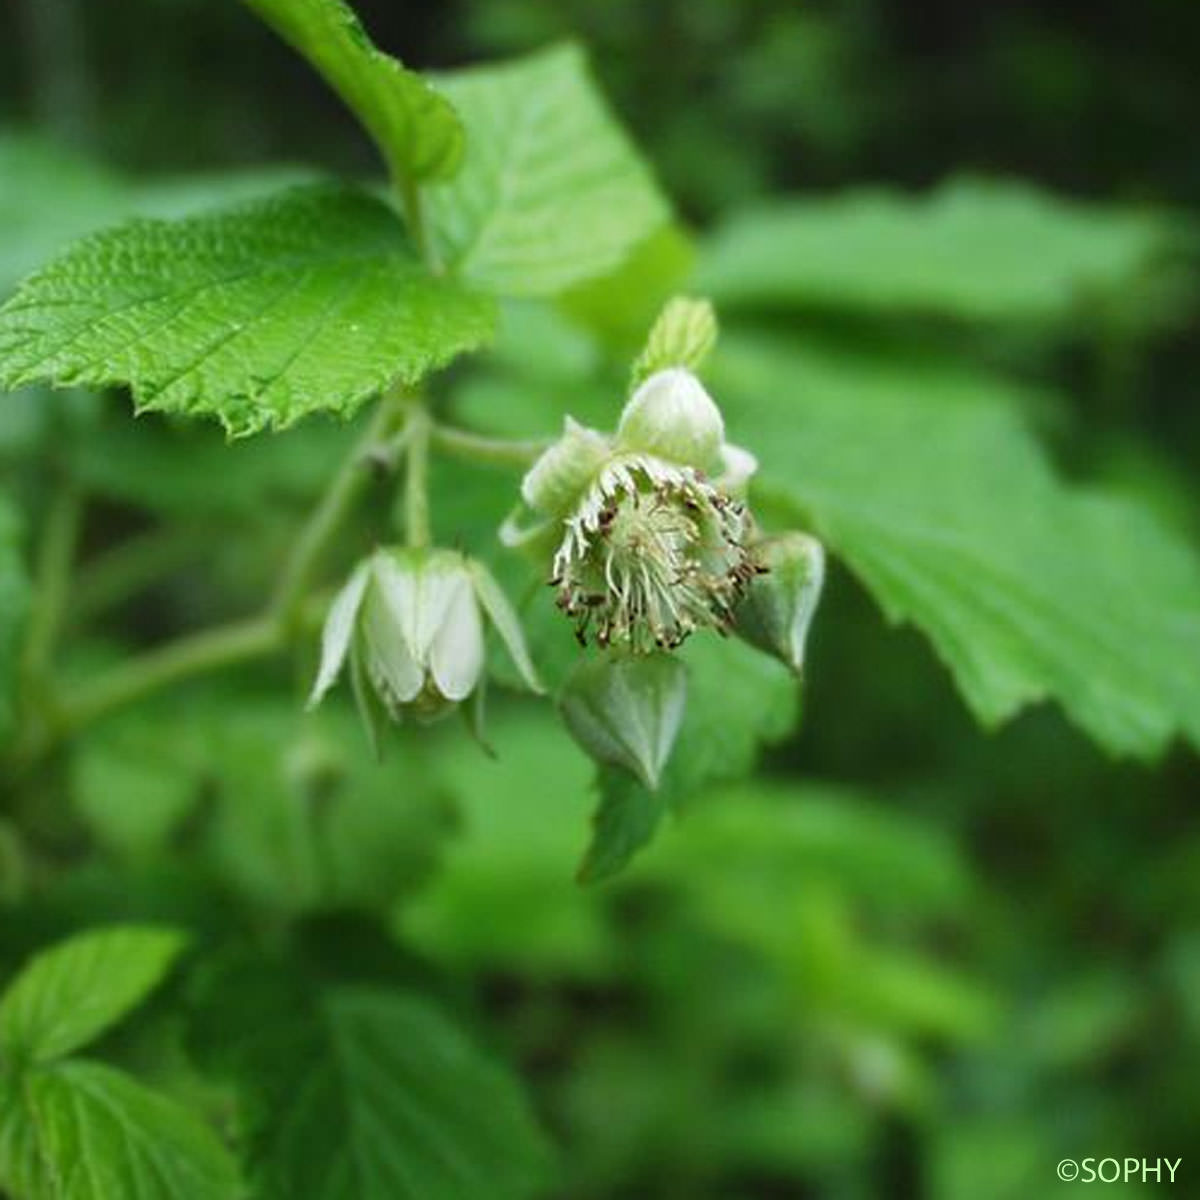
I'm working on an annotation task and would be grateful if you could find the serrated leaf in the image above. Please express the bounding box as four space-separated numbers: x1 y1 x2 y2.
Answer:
0 1060 239 1200
193 966 551 1200
241 0 462 184
0 926 187 1063
0 131 315 296
716 334 1200 757
426 45 669 296
0 494 29 742
0 184 496 435
699 178 1179 323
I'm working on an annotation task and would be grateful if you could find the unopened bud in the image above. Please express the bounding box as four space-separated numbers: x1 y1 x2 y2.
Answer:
309 548 541 746
559 654 687 790
736 532 825 674
616 368 725 471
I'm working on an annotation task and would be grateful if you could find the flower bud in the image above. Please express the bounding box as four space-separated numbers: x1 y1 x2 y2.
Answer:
616 367 725 471
736 532 826 674
309 548 541 743
559 654 687 790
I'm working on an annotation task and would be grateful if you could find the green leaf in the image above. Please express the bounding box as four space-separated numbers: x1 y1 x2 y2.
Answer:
0 131 315 296
0 926 187 1064
699 178 1179 323
559 223 696 351
0 184 496 435
577 769 664 885
194 968 551 1200
0 1060 240 1200
241 0 462 184
646 780 971 918
668 636 799 797
426 45 669 296
72 692 449 914
716 334 1200 757
0 494 29 742
399 711 612 976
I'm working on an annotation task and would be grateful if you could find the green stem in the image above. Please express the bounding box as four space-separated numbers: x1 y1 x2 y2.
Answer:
53 615 281 744
22 482 83 681
404 404 432 548
431 423 548 468
11 394 403 770
271 394 401 628
398 176 439 273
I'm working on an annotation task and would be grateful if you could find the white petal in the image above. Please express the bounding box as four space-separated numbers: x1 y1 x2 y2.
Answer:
428 573 484 701
370 550 422 653
361 581 424 703
411 553 466 660
499 506 553 549
616 367 725 469
520 417 609 515
306 563 368 709
716 442 758 493
468 560 545 694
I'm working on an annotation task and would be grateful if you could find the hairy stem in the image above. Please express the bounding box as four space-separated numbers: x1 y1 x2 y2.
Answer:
431 423 548 468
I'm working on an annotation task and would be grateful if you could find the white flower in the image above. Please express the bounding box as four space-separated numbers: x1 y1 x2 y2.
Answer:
551 452 760 652
506 368 761 654
309 548 542 730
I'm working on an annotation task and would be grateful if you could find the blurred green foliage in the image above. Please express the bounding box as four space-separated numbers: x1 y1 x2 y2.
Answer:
2 0 1199 1197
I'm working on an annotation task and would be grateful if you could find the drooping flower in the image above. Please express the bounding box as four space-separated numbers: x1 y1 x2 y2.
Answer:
505 367 762 654
309 547 541 737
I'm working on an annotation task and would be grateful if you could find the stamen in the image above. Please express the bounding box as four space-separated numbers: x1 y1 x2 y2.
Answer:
550 455 754 653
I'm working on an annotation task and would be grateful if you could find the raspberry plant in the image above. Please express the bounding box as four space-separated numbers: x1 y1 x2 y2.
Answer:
0 0 1198 1196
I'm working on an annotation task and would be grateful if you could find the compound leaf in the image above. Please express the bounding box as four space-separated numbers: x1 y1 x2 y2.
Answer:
194 967 551 1200
427 45 669 296
0 1060 239 1200
0 185 496 435
717 334 1200 757
0 926 187 1064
